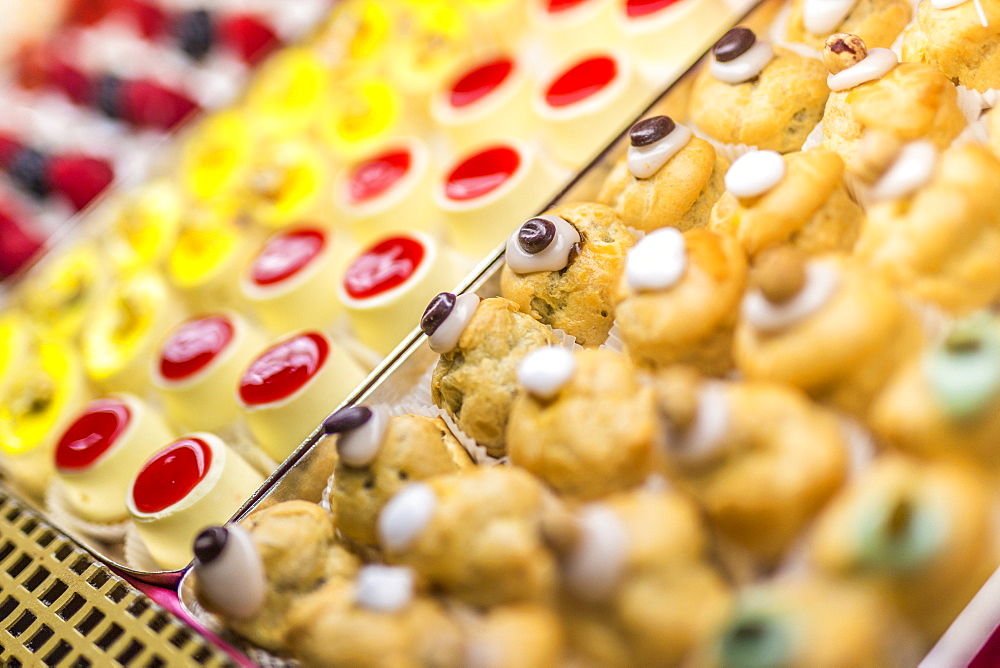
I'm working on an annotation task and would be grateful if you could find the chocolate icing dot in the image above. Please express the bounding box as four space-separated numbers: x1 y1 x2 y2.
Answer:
518 218 557 254
193 526 228 564
323 406 373 435
713 27 756 63
420 292 457 336
630 116 676 147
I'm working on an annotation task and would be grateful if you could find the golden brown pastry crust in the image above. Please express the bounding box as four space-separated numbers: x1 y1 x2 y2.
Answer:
709 147 863 257
431 297 558 457
500 202 635 348
598 136 727 233
902 0 1000 93
689 47 830 152
462 605 565 668
507 348 663 500
785 0 912 50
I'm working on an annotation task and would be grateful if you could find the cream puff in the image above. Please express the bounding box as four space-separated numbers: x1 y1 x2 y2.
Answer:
902 0 1000 93
785 0 912 50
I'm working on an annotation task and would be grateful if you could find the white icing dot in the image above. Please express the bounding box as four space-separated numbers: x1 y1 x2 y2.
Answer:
354 565 415 613
931 0 967 8
565 505 629 601
725 150 786 198
377 483 437 553
517 346 576 399
428 293 481 354
337 406 390 468
194 525 267 621
804 0 858 34
871 141 938 202
671 383 731 463
626 123 694 179
827 48 898 92
505 215 582 274
710 40 774 84
625 228 687 292
741 261 840 332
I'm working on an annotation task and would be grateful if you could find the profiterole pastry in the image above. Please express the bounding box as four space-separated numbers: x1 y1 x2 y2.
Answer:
689 27 830 152
735 247 922 419
612 228 748 375
785 0 911 51
323 406 474 547
902 0 1000 93
508 347 663 500
422 294 558 457
377 467 558 607
462 604 566 668
598 115 728 233
709 147 864 257
500 203 635 347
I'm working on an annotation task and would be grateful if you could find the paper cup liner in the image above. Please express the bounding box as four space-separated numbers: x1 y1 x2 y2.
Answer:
601 320 625 354
955 84 988 125
690 124 759 164
954 116 991 147
801 119 825 151
45 480 130 543
842 171 874 210
124 523 163 572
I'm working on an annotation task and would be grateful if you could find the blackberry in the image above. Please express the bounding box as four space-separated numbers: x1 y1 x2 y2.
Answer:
8 148 50 199
94 74 124 119
176 10 214 61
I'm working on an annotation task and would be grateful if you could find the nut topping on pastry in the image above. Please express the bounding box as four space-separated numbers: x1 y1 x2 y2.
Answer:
850 131 905 183
713 27 756 63
753 247 807 305
193 525 268 620
505 215 582 274
742 253 840 332
824 35 897 91
629 116 676 147
421 292 482 354
325 405 389 468
823 33 867 74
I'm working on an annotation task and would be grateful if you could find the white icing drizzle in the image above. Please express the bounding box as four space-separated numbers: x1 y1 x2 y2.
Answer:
710 40 775 84
354 565 415 613
428 293 481 354
626 124 694 179
930 0 987 20
625 227 687 292
827 48 897 91
194 525 267 621
337 406 390 468
377 482 437 553
741 261 840 332
517 346 576 399
671 382 731 464
505 215 582 274
804 0 858 34
565 504 629 601
871 141 938 202
725 150 786 198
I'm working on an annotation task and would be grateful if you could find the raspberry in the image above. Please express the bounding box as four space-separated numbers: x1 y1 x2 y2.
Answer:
119 79 199 131
218 14 280 64
175 9 214 61
116 0 169 39
47 60 92 105
46 154 114 211
0 134 24 170
0 206 44 278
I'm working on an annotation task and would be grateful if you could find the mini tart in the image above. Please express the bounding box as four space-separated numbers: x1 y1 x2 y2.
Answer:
613 229 748 376
54 393 174 524
238 331 366 463
854 144 1000 314
338 232 465 357
709 147 863 257
435 140 560 257
500 202 635 347
242 226 354 334
430 55 534 152
460 0 527 47
333 138 438 245
180 110 254 203
151 312 268 432
785 0 912 50
527 0 619 61
81 271 187 394
0 342 90 498
533 50 646 166
235 140 333 230
0 311 34 396
21 242 110 341
599 120 728 233
244 47 329 138
128 433 265 571
614 0 738 70
807 455 999 642
104 180 183 274
901 0 1000 93
320 75 409 162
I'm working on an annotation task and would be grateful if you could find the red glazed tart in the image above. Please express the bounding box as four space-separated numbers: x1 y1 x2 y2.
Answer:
127 433 264 570
237 331 366 462
528 0 618 61
151 312 267 432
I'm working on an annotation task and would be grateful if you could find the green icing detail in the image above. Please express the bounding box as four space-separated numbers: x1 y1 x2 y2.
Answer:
852 492 947 575
719 607 793 668
926 313 1000 421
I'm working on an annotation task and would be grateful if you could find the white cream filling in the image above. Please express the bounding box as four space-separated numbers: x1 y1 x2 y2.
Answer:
725 150 786 198
517 346 576 399
505 215 581 274
710 41 775 84
827 48 897 91
377 482 437 554
626 124 693 179
671 383 731 463
354 565 415 613
804 0 858 34
741 261 840 332
565 504 629 601
194 525 267 621
625 227 687 292
871 141 937 202
428 293 481 354
337 406 390 468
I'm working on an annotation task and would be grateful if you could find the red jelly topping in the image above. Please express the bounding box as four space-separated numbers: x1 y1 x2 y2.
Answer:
626 0 683 17
239 332 329 406
546 0 593 12
55 400 131 472
348 150 411 205
449 58 514 109
159 315 235 381
344 235 426 300
544 56 617 108
131 437 213 514
250 228 326 286
444 146 520 201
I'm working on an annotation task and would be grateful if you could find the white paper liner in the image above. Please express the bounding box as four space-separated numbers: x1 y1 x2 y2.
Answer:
124 523 164 572
45 480 130 543
689 124 759 165
836 415 878 479
953 116 991 147
842 171 874 210
955 84 988 124
601 320 625 354
801 119 826 151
